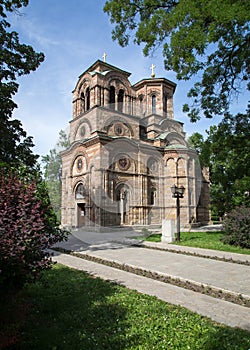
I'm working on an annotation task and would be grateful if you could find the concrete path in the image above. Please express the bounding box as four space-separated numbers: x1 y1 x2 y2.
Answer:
73 244 250 297
144 241 250 263
52 229 250 331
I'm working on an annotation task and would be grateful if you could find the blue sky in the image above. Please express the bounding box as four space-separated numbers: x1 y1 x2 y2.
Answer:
10 0 248 158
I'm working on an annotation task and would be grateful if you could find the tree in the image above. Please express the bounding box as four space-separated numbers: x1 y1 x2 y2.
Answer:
0 2 68 289
187 132 210 168
208 111 250 216
188 109 250 218
104 0 250 121
0 0 44 168
42 130 70 222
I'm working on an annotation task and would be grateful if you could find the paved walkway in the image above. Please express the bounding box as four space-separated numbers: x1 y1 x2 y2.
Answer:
142 241 250 263
52 229 250 331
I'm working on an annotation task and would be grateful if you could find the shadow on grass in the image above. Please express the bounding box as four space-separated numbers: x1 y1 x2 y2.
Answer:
1 264 249 350
1 265 132 350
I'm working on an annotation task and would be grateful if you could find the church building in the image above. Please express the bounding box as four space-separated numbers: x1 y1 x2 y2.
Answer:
61 58 210 228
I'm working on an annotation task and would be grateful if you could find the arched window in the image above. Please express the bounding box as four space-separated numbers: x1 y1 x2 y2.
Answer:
164 94 168 114
116 189 121 201
166 158 176 177
80 92 85 112
75 183 86 199
152 94 156 114
109 86 115 109
147 158 158 174
118 89 124 112
177 158 186 177
86 88 90 111
139 125 146 139
150 190 155 205
139 95 143 115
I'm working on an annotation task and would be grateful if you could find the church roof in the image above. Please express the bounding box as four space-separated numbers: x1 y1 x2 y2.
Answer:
78 60 131 79
133 77 176 92
165 143 189 150
156 132 172 140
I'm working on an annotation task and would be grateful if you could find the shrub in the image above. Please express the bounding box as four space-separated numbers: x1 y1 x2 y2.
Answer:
221 206 250 248
0 170 68 288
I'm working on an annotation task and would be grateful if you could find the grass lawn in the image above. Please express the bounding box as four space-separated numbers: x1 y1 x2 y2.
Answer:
1 264 250 350
143 231 250 254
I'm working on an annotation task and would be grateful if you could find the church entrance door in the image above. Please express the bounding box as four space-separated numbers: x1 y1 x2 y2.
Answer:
77 203 86 227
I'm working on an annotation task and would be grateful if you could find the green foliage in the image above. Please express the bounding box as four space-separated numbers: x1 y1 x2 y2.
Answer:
189 110 250 217
0 2 69 290
188 132 210 168
0 169 68 289
174 230 250 254
42 130 70 222
222 206 250 249
209 111 250 215
104 0 249 121
1 264 249 349
142 231 250 254
0 0 44 168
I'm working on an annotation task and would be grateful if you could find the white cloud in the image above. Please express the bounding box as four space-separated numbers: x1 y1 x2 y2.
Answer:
11 13 59 49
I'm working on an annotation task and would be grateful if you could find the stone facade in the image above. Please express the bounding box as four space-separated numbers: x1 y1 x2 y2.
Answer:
61 60 210 228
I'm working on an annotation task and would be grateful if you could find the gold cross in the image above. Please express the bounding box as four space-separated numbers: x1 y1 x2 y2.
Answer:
102 52 107 63
150 63 156 78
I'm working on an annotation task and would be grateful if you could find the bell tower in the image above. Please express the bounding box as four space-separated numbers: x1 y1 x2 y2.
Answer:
133 77 176 119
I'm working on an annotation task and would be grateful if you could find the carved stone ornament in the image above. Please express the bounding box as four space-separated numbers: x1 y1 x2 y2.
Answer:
114 123 124 136
118 156 130 171
80 125 86 137
77 158 83 170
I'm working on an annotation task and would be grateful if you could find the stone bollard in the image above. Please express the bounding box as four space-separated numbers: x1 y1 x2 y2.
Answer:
161 219 175 243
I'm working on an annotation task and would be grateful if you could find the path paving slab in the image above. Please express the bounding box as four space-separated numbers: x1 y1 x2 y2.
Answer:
75 244 250 298
53 231 250 331
52 250 250 331
143 241 250 263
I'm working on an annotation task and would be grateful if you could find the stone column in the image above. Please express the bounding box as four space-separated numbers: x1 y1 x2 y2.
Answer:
104 88 109 107
96 86 101 106
115 93 119 111
167 94 174 119
90 87 95 108
125 94 131 114
72 99 78 117
120 190 127 225
77 98 82 116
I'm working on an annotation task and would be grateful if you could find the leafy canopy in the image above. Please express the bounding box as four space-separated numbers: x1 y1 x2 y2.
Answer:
104 0 250 121
188 109 250 217
0 2 68 289
0 0 44 169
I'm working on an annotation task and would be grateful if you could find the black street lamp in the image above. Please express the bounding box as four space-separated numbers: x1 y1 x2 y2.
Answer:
171 185 185 242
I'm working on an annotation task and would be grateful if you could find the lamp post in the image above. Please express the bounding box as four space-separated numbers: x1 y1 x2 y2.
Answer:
171 185 185 242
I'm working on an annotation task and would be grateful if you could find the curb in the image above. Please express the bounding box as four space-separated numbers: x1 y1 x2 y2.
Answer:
52 247 250 308
111 239 250 266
